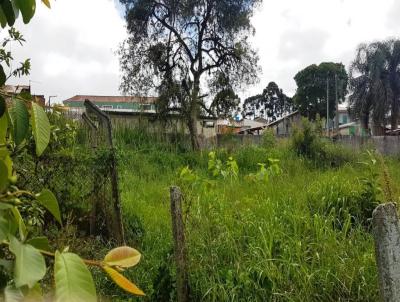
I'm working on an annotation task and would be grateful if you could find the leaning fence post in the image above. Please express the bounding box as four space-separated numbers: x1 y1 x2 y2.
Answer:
170 186 189 302
372 203 400 302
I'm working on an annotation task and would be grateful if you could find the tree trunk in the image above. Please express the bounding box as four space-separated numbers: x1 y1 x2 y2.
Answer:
187 114 200 151
361 111 370 132
188 77 201 151
391 97 399 131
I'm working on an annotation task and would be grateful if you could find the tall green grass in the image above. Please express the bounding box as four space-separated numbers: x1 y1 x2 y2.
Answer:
110 137 397 301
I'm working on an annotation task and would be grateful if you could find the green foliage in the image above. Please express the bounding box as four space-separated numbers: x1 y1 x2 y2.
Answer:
9 236 46 288
292 118 354 167
35 189 61 224
10 98 29 146
349 39 400 130
119 0 260 149
294 62 348 120
246 158 282 183
208 151 239 181
54 251 97 302
30 102 50 156
243 81 294 120
0 4 145 298
307 152 382 230
118 140 380 301
261 128 277 149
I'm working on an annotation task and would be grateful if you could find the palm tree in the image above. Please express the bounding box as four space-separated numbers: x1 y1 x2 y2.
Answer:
383 39 400 130
349 42 394 134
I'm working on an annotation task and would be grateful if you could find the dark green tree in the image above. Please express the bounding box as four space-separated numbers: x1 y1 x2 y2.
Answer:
242 81 294 121
209 73 240 118
119 0 261 150
293 62 348 121
349 40 400 131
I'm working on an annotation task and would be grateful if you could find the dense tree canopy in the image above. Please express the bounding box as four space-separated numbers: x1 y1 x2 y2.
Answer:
349 39 400 131
242 81 294 121
119 0 261 149
293 62 348 121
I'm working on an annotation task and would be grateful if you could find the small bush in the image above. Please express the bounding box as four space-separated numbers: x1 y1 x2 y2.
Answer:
292 118 354 167
261 128 277 149
307 155 382 228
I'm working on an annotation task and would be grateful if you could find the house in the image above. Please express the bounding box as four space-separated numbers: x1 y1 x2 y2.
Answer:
104 110 218 140
265 111 301 136
218 118 268 135
72 97 218 141
3 85 46 107
63 95 157 114
334 104 352 127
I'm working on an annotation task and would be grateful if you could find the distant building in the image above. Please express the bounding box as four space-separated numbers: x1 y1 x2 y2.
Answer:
3 85 46 107
217 118 268 135
334 104 352 127
4 84 30 95
63 95 157 114
265 111 301 136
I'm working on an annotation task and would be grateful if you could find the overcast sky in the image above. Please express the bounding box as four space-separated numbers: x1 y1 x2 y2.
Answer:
6 0 400 103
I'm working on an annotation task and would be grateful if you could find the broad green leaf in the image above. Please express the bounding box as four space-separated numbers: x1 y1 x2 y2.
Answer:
27 236 51 252
9 236 46 288
103 266 145 296
31 102 50 156
4 285 23 302
0 7 7 28
0 211 17 240
11 207 27 241
54 251 97 302
15 0 35 24
0 65 6 86
0 113 8 144
42 0 51 9
104 246 141 268
10 98 29 146
11 0 19 20
0 0 15 26
0 149 13 177
0 203 13 210
0 160 8 192
35 189 61 224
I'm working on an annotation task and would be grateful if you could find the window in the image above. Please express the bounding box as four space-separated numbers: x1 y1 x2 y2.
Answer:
342 114 348 124
100 105 113 109
203 121 215 128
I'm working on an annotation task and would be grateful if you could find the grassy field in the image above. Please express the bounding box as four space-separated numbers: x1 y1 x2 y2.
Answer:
102 133 400 301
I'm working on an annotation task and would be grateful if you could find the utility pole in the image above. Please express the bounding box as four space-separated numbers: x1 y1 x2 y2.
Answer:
48 95 57 107
326 78 330 137
335 74 339 136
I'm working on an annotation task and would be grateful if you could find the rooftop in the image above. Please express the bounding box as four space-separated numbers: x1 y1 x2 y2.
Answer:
63 95 157 104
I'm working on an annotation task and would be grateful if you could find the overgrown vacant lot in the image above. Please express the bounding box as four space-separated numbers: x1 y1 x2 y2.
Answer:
110 135 400 301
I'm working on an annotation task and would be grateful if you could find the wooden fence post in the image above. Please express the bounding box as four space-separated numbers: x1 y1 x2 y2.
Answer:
170 186 189 302
372 203 400 302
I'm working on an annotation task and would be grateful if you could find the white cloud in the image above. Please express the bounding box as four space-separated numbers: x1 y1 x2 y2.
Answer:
243 0 399 99
8 0 126 103
5 0 400 103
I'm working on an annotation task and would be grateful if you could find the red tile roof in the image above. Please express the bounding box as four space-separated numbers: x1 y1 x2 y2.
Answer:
63 95 157 104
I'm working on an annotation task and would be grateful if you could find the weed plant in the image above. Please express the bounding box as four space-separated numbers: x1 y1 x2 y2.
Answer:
114 133 391 301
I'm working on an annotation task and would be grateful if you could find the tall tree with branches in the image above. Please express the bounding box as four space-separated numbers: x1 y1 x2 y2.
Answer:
293 62 348 121
119 0 261 150
242 81 294 121
349 40 400 132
